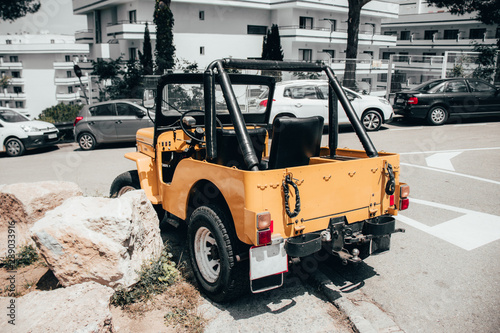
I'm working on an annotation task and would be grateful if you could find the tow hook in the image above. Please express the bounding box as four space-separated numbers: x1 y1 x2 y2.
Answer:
337 248 362 265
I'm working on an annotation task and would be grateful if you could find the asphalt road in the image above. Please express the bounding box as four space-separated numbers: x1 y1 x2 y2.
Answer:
1 116 499 332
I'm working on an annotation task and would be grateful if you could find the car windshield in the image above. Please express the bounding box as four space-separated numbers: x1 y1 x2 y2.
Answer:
412 80 446 92
0 109 29 123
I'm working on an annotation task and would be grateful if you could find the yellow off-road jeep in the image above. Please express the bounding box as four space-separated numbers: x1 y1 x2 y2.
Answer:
110 59 409 302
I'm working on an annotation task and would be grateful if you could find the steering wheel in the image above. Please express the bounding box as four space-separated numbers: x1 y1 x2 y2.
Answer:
179 110 223 143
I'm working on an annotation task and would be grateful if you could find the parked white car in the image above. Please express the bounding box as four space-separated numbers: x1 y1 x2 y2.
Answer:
0 108 59 157
258 80 394 131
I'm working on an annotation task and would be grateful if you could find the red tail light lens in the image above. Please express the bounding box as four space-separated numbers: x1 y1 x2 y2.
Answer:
259 99 275 107
73 116 83 126
399 198 409 210
257 229 272 245
390 195 395 206
407 97 418 105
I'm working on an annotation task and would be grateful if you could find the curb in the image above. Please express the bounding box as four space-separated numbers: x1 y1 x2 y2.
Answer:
309 269 404 333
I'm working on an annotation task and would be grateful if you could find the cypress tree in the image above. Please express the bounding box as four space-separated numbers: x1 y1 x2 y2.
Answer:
154 0 175 75
139 22 154 75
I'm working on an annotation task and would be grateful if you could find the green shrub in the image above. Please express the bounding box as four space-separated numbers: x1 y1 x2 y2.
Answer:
111 249 179 306
38 103 83 124
0 245 39 270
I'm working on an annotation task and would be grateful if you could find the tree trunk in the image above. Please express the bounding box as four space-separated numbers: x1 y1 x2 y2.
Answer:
343 0 362 89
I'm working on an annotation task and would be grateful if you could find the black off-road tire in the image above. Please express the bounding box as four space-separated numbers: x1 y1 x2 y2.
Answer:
187 205 248 303
5 137 25 157
427 106 448 126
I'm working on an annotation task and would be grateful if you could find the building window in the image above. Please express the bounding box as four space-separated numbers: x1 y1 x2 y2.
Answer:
424 30 438 40
9 56 18 62
13 86 22 94
95 10 102 44
299 49 312 62
65 55 71 62
399 52 409 62
299 17 313 29
11 71 20 78
6 40 12 44
67 71 72 78
423 52 436 56
15 101 23 108
470 28 486 39
200 46 205 55
129 47 137 60
322 49 335 59
443 29 459 40
0 101 2 107
400 31 411 40
68 86 73 93
363 51 373 58
50 39 55 44
247 25 267 35
382 52 395 60
129 10 137 23
199 11 204 20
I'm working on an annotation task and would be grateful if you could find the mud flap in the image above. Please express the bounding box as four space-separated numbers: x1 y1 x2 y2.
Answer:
249 241 288 293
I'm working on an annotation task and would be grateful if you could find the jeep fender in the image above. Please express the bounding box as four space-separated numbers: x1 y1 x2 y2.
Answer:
124 152 161 204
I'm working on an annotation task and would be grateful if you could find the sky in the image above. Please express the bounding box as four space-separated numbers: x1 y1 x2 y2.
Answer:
0 0 87 35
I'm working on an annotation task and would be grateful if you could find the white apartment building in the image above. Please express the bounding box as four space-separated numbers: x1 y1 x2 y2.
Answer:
380 0 498 88
0 33 90 118
73 0 399 86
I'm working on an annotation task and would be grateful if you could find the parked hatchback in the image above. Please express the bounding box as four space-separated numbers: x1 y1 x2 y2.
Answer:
393 78 500 125
0 107 59 157
258 80 394 131
74 100 154 150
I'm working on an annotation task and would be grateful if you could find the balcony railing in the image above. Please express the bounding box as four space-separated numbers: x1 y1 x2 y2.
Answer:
0 92 27 100
56 92 81 101
107 20 153 26
75 29 94 44
53 62 75 69
55 77 88 85
0 62 23 70
106 21 156 40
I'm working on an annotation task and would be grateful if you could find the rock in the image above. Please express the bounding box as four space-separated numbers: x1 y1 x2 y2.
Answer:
0 181 82 256
0 281 114 332
30 190 164 289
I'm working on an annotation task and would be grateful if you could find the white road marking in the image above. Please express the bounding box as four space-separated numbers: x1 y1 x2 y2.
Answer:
400 162 500 185
399 147 500 155
453 123 487 127
389 126 424 131
398 198 500 251
425 152 461 171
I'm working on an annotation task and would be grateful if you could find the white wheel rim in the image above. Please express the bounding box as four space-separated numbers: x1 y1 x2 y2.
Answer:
80 135 93 149
194 226 220 283
7 141 21 155
431 109 445 123
363 113 380 130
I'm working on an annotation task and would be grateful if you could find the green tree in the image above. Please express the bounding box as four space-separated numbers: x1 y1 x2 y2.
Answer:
0 0 40 22
108 59 144 99
154 0 176 75
343 0 372 89
262 24 284 61
139 22 154 75
38 103 83 123
91 57 124 101
426 0 500 26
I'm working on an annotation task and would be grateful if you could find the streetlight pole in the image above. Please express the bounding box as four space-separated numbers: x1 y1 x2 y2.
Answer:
73 64 89 104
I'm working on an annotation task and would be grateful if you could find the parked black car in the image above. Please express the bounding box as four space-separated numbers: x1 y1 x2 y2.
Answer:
74 100 153 150
393 78 500 125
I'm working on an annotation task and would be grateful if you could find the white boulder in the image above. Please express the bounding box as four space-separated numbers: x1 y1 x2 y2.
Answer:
0 282 114 332
30 190 164 289
0 181 82 256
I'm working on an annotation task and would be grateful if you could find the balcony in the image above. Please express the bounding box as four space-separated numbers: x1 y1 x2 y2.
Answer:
10 78 25 85
106 21 156 40
394 36 498 49
279 26 396 47
56 92 81 101
0 92 27 101
55 76 89 85
54 62 75 70
0 62 23 70
75 29 94 44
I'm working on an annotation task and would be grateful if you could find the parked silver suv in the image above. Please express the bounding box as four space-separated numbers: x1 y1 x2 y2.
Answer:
73 100 153 150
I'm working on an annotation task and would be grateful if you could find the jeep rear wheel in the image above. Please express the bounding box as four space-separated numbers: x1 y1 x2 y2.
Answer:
5 138 25 157
188 205 248 303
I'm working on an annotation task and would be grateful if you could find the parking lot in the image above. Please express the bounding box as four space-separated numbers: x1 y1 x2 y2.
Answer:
1 116 499 332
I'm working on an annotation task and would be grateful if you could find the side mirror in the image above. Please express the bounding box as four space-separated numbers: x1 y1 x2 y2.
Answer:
136 109 146 118
143 89 155 109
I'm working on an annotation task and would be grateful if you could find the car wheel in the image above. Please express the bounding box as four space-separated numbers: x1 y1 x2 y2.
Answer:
78 132 96 150
109 170 140 198
427 106 448 125
362 110 382 131
188 205 248 303
5 138 25 157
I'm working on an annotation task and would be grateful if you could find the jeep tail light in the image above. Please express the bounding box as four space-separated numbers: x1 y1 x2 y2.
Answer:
257 229 272 245
400 184 410 198
257 212 272 230
259 99 275 107
390 195 395 206
74 116 83 126
400 198 409 211
407 97 418 105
